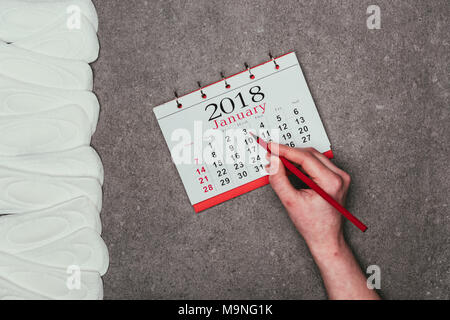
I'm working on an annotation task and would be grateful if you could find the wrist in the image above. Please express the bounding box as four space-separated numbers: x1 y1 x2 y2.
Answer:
306 233 348 263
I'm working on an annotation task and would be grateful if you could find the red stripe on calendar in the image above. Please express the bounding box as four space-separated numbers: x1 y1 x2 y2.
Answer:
193 149 334 213
193 175 270 213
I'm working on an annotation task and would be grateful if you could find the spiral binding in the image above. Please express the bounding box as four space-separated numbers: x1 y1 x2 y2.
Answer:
174 53 281 109
174 91 182 108
196 81 208 99
269 52 280 70
221 72 231 89
244 62 255 80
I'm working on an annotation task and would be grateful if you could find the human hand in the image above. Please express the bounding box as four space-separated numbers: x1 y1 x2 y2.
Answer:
266 144 380 300
266 143 351 255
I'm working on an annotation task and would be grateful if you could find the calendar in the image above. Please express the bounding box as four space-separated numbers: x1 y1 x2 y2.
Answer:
153 52 333 212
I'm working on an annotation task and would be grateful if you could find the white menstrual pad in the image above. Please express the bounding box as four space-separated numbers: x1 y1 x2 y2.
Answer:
0 0 99 41
12 14 99 63
0 42 93 90
0 146 104 185
0 252 103 300
0 196 101 236
0 207 108 274
0 105 93 156
0 167 102 214
0 75 99 134
0 0 107 300
0 278 49 299
0 227 109 275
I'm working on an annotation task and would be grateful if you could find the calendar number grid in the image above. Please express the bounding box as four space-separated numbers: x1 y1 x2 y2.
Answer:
153 52 332 211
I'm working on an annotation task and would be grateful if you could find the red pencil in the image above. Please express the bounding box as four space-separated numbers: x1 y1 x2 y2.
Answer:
251 133 368 232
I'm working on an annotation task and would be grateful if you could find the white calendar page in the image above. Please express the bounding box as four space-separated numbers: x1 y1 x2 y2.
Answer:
154 52 332 212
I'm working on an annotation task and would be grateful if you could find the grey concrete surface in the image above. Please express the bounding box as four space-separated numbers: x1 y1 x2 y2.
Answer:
91 0 449 299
